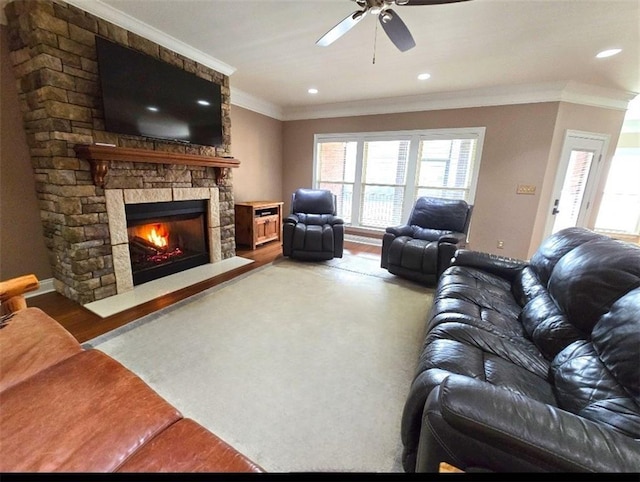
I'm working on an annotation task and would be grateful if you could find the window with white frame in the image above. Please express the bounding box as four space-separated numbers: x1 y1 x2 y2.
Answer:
314 128 485 230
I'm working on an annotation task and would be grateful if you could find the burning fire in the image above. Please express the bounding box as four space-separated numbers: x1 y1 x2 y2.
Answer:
146 224 169 249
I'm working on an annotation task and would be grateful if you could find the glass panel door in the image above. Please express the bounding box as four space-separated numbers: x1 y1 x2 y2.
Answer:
551 150 595 234
545 131 607 237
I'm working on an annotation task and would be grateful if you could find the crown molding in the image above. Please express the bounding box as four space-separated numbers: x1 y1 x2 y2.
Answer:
64 0 236 76
43 2 638 123
280 82 638 121
230 88 284 120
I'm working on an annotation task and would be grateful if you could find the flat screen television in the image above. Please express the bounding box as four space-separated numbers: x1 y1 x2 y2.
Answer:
95 36 223 147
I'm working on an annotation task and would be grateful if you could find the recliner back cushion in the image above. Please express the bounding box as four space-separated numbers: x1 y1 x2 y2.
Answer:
408 197 470 233
292 189 335 215
296 213 334 226
529 227 608 286
547 238 640 334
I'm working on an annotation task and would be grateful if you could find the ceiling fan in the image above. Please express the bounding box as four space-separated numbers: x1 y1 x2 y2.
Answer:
316 0 471 53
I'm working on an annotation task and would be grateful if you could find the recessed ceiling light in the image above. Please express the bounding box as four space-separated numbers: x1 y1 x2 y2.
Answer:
308 88 319 94
197 99 211 106
146 106 159 112
596 48 622 58
418 73 431 81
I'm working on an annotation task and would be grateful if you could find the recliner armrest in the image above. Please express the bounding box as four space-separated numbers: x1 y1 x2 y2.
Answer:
451 249 527 281
328 215 344 226
284 214 300 225
386 225 413 237
438 232 466 245
419 375 640 472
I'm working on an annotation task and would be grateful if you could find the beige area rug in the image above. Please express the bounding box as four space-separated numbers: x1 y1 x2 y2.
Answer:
86 256 433 472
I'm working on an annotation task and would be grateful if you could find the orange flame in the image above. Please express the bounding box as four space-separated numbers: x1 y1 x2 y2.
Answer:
146 224 168 248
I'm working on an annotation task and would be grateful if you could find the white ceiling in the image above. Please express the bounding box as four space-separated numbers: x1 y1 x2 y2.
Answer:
5 0 640 119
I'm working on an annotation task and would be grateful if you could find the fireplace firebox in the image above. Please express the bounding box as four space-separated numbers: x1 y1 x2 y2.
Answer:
126 200 209 285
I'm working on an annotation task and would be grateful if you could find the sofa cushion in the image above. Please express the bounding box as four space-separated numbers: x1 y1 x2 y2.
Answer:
551 286 640 439
551 339 640 439
511 266 547 307
529 227 608 286
519 292 584 360
424 322 550 379
0 350 181 472
429 266 523 335
117 418 264 472
0 307 82 392
547 238 640 334
593 287 640 406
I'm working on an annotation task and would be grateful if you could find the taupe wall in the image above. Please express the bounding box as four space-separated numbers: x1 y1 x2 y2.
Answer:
1 16 627 272
230 105 283 203
0 25 52 280
282 103 626 259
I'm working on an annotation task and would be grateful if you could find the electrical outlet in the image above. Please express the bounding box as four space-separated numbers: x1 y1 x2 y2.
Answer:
516 184 536 195
497 240 504 249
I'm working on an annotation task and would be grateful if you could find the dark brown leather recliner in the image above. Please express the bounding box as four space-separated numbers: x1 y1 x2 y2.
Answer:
282 188 344 261
381 197 473 285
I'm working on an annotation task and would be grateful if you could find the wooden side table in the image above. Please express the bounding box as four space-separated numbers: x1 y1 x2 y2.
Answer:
234 201 284 250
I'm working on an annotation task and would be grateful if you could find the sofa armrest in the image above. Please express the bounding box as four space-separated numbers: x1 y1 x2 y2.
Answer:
451 249 527 282
418 375 640 472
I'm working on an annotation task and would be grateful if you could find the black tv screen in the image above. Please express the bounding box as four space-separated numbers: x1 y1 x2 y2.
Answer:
95 36 223 147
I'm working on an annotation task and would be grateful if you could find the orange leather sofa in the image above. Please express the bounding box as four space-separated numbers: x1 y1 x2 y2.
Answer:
0 304 264 473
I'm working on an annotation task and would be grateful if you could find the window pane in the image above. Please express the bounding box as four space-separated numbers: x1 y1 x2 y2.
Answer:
360 185 404 228
595 148 640 234
363 141 409 185
417 188 467 200
418 160 446 186
417 138 476 202
319 182 353 224
317 142 357 183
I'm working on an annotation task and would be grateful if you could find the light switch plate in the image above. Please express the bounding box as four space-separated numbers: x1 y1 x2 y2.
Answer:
516 184 536 195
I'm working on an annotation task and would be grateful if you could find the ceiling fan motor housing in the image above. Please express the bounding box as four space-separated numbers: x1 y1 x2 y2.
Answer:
322 0 471 51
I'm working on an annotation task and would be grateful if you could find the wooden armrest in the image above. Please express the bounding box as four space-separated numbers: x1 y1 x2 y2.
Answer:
0 274 39 315
439 462 464 473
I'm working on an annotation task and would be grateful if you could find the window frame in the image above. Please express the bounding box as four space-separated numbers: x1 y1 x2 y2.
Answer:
313 127 486 230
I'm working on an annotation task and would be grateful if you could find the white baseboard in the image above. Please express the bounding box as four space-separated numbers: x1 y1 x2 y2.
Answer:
25 278 55 298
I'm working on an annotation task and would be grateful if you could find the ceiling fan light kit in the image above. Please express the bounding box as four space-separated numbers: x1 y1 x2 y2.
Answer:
316 0 471 53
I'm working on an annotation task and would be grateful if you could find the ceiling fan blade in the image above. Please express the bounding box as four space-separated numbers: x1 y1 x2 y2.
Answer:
316 10 366 47
379 9 416 52
401 0 471 5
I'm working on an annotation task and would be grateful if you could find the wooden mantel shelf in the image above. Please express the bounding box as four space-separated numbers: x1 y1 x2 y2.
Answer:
74 144 240 187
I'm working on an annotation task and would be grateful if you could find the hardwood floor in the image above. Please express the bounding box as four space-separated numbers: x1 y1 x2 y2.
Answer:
27 240 381 344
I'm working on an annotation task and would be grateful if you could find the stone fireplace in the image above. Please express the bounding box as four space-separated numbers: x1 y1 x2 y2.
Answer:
5 0 238 305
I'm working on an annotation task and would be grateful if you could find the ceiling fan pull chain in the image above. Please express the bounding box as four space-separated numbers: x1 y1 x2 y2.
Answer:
373 17 379 64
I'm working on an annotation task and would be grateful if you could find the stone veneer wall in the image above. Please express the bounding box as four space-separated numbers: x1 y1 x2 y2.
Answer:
4 0 236 304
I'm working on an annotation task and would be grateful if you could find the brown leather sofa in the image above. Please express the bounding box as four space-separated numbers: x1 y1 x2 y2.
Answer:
0 304 264 473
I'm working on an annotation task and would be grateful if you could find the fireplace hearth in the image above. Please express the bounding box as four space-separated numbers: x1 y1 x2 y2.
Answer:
126 200 209 285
